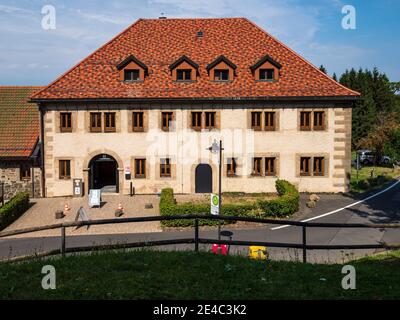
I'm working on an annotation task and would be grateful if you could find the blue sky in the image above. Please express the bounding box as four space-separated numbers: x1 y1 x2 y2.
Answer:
0 0 399 85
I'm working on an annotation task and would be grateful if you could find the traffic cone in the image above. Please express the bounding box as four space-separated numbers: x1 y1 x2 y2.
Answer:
64 204 70 213
115 203 124 217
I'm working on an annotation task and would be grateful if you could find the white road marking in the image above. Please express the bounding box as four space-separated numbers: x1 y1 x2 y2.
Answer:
271 179 400 231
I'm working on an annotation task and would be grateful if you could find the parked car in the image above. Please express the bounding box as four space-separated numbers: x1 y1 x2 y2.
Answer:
357 149 374 165
356 150 391 165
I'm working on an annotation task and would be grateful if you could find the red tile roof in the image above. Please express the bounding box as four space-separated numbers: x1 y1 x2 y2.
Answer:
32 18 359 101
0 86 42 158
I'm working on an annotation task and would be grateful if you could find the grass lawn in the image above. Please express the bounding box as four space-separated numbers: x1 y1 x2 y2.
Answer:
350 166 399 193
1 250 399 299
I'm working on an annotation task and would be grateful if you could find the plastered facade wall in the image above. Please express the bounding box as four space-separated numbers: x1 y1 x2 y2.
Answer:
41 103 352 197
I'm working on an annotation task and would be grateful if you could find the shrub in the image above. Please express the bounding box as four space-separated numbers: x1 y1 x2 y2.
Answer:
159 180 299 227
257 180 299 217
0 192 30 230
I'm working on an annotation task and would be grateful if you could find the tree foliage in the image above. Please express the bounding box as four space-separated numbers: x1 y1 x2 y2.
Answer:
339 67 399 149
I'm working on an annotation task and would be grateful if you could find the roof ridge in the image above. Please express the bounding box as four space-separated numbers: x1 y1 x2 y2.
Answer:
242 18 360 96
31 18 144 100
142 17 245 21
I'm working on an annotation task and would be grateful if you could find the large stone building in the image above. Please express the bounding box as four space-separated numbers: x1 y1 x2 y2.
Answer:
30 18 359 198
0 86 42 200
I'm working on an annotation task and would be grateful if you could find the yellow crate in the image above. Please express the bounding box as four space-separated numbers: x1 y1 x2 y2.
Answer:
248 246 268 260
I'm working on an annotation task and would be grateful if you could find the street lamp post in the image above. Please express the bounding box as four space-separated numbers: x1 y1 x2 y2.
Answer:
208 139 224 240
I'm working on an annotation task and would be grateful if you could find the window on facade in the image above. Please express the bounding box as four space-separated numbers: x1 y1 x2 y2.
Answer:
160 158 171 177
227 158 237 177
252 157 262 176
162 112 174 131
214 69 229 81
300 157 311 176
177 69 192 81
300 112 311 131
124 69 140 81
104 112 116 132
132 112 144 132
135 159 146 178
313 157 325 176
191 112 202 131
60 112 72 132
265 112 275 131
20 164 31 180
259 69 274 81
251 112 262 131
205 112 216 129
313 111 325 130
90 113 102 132
265 157 276 176
59 160 71 180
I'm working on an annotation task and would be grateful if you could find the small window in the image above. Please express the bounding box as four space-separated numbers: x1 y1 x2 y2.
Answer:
227 158 237 177
104 112 116 132
300 157 311 176
160 158 171 177
177 69 192 81
135 159 146 178
59 160 71 180
252 157 262 176
133 112 144 132
90 113 102 132
300 112 311 131
313 111 325 130
124 69 140 81
251 112 262 131
313 157 325 176
265 112 275 131
259 69 274 81
162 112 174 131
265 157 276 176
60 112 72 132
214 69 229 81
191 112 202 131
205 112 216 129
20 164 31 181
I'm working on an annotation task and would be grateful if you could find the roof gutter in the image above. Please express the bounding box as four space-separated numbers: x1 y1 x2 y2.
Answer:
30 95 360 104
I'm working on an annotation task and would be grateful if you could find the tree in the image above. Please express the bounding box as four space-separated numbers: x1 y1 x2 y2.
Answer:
332 73 337 81
358 112 400 162
319 65 327 74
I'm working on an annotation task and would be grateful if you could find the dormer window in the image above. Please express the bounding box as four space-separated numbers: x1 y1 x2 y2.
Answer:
251 55 282 82
259 69 274 81
207 55 236 82
177 69 192 81
124 69 140 82
214 69 229 81
169 55 199 82
117 55 148 82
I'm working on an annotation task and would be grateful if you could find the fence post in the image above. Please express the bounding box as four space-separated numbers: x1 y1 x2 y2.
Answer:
194 218 199 252
302 225 307 263
61 226 66 257
1 182 4 207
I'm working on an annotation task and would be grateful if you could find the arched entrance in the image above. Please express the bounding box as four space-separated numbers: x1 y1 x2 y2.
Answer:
89 154 119 193
195 164 212 193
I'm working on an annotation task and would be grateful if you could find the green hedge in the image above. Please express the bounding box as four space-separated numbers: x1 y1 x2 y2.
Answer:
160 180 299 227
0 192 30 230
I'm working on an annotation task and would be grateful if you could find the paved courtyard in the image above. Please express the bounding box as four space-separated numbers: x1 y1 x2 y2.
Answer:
4 194 161 238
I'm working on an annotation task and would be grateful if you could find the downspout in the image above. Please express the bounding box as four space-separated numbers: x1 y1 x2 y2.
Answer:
39 104 46 198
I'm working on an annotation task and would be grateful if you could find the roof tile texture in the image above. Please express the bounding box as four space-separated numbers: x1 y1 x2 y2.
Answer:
0 86 42 158
33 18 359 100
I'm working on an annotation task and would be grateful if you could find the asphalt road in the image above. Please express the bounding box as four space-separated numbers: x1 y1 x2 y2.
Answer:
1 179 399 264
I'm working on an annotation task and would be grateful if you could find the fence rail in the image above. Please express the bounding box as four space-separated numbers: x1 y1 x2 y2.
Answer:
1 214 399 263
